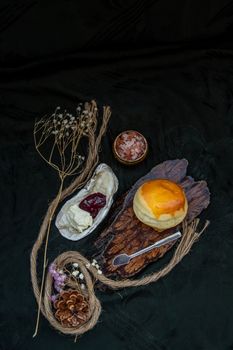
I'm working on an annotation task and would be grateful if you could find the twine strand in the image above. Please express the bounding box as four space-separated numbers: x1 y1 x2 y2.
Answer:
37 218 209 336
31 102 111 336
30 101 210 338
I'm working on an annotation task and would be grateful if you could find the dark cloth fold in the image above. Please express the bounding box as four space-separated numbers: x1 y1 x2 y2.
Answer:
0 1 233 349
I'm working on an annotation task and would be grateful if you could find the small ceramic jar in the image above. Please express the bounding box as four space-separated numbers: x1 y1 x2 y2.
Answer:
113 130 148 165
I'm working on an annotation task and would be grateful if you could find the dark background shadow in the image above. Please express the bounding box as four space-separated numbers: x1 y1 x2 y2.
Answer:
0 1 233 349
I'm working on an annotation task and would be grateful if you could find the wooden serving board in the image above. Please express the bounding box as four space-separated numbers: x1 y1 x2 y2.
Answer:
94 159 210 279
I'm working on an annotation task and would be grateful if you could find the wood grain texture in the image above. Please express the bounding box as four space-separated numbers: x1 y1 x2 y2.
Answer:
94 159 210 278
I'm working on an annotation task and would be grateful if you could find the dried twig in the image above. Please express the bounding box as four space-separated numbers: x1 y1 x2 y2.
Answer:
31 100 111 336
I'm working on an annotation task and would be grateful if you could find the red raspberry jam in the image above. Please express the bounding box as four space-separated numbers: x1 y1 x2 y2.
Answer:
79 192 106 218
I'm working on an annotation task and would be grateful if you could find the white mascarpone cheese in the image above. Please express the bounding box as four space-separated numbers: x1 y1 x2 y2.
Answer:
55 163 119 241
92 170 115 196
59 204 93 233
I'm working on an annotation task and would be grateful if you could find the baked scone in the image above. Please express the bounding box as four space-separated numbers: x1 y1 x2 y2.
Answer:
133 179 188 231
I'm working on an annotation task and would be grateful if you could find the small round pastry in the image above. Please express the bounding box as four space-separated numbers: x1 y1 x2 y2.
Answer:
133 179 188 231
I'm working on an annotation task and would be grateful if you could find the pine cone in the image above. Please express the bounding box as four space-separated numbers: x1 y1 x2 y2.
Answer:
54 290 89 327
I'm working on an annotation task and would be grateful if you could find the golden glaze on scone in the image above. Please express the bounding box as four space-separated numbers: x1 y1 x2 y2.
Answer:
133 179 188 230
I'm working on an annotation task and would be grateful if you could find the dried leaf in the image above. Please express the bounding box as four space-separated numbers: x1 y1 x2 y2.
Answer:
94 159 210 279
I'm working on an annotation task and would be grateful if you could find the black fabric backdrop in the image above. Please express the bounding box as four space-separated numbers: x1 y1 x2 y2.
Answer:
1 1 233 349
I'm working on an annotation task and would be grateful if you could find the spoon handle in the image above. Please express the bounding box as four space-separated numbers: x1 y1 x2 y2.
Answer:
129 231 182 259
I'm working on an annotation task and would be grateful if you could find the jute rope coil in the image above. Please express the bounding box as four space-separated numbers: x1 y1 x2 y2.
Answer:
31 102 112 336
33 214 209 336
30 101 210 338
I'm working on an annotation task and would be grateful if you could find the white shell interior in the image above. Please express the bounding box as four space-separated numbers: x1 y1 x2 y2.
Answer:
55 163 119 241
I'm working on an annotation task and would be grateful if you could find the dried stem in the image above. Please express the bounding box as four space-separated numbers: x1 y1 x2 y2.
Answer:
31 100 111 336
33 178 64 337
31 101 210 339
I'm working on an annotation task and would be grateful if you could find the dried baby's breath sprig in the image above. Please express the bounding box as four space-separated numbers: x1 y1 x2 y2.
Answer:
34 102 98 179
31 100 111 337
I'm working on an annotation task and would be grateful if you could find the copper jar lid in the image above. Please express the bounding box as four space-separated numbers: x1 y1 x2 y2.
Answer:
113 130 148 165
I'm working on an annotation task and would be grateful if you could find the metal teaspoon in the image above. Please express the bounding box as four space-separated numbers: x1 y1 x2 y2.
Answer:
112 231 182 267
